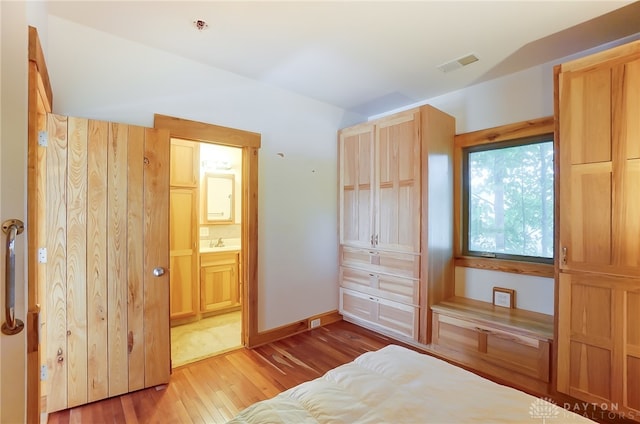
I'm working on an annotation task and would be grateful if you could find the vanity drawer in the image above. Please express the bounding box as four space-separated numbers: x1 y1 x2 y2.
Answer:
200 251 239 267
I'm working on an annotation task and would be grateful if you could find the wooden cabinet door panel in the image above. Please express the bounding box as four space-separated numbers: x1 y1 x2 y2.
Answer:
559 55 640 276
562 67 612 166
169 188 197 319
561 162 612 268
617 160 640 269
169 255 197 318
200 264 239 312
170 139 199 187
557 273 625 405
339 123 375 248
375 110 420 252
200 252 240 313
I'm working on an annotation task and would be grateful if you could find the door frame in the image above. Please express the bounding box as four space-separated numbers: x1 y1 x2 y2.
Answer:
154 114 260 347
27 26 53 424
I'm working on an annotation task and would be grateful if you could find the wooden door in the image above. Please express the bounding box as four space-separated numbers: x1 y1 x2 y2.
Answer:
169 187 198 319
556 40 640 418
375 109 421 252
44 114 170 412
339 122 375 248
558 54 640 277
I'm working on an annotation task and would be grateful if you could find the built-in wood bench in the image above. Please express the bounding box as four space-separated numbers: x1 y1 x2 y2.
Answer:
430 296 554 395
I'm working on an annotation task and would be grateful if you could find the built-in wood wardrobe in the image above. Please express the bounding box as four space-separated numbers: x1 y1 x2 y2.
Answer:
556 39 640 417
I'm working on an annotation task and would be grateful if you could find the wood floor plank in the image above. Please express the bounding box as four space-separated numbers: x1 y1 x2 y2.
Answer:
46 321 405 423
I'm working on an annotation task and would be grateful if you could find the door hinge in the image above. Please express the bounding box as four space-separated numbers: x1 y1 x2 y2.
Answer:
38 247 47 263
38 131 48 147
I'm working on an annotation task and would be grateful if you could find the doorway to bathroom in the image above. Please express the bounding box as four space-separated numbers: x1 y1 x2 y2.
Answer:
169 139 244 367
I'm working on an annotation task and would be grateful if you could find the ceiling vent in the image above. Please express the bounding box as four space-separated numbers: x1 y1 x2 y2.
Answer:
437 54 479 73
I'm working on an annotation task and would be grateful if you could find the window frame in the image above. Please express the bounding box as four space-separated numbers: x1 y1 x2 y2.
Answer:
453 117 555 277
462 134 554 264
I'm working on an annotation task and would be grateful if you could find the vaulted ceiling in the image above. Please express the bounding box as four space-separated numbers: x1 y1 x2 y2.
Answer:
46 1 640 116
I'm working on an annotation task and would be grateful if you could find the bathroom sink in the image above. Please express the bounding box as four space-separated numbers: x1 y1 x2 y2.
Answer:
200 245 241 253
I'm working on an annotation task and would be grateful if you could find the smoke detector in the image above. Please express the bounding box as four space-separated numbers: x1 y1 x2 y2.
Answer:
437 54 479 73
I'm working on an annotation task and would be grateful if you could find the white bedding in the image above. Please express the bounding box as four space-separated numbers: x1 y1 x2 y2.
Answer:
228 344 594 424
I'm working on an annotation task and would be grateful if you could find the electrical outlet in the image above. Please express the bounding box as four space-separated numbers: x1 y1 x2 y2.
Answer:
40 365 47 381
310 318 321 328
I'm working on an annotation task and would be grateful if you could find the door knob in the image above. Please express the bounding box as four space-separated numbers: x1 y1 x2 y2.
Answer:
153 267 166 277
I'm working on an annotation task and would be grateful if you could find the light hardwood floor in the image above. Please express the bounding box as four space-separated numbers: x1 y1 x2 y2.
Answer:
46 320 633 424
47 320 399 423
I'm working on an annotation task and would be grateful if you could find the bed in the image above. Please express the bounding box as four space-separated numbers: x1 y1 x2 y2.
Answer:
228 344 594 423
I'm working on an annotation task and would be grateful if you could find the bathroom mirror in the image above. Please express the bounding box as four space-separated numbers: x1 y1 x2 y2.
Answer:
204 173 234 223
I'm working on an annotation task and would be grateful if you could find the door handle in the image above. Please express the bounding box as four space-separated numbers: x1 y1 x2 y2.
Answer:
153 267 166 277
2 219 25 335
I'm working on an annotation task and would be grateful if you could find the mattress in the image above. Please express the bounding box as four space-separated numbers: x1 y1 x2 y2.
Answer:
228 344 594 423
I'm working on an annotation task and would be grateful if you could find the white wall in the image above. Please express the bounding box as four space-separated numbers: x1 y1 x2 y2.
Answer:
45 15 364 331
0 2 28 422
433 64 556 315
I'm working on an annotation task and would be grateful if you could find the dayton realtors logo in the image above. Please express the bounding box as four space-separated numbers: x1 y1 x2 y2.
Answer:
529 397 560 423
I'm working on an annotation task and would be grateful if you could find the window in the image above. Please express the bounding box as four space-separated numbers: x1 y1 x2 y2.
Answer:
462 134 554 263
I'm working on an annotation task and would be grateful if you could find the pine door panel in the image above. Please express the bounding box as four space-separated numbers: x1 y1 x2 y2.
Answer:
107 122 129 397
44 114 170 412
558 273 616 404
170 138 198 187
126 125 146 392
622 59 640 160
613 58 640 270
66 117 89 407
560 55 640 276
143 127 170 388
46 114 69 412
563 67 611 165
86 119 109 402
375 110 420 252
339 123 374 248
617 160 640 268
169 188 197 319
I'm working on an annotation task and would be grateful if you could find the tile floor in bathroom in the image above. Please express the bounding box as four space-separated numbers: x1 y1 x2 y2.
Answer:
171 310 242 368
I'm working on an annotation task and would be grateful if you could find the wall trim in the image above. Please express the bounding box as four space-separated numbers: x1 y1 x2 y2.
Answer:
247 311 342 348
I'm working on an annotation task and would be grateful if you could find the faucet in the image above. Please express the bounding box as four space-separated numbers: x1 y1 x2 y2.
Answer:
214 237 224 247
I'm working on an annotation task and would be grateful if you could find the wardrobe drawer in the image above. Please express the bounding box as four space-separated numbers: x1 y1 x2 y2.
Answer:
339 288 418 339
340 246 419 278
339 266 418 305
